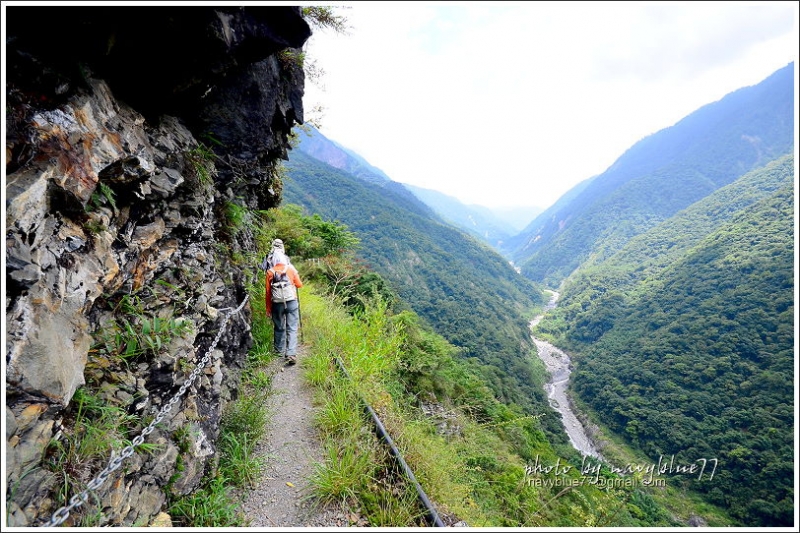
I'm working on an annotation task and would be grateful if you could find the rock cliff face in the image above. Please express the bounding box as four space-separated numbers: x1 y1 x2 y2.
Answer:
5 6 310 526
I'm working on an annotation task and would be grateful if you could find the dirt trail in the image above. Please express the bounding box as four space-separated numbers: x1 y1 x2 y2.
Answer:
236 348 351 527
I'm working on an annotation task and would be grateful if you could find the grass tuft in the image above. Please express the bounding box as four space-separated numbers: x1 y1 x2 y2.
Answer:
310 439 375 505
169 475 244 527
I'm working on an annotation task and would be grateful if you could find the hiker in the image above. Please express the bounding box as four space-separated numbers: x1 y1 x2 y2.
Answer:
260 239 293 271
265 239 304 364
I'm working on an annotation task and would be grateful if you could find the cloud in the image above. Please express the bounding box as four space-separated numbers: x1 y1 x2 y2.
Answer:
588 2 797 82
302 1 798 209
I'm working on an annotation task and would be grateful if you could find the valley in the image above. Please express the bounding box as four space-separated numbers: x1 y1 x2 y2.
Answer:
530 291 602 460
285 61 795 527
5 4 793 528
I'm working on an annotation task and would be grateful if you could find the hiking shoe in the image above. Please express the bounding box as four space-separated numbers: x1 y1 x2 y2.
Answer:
287 355 297 365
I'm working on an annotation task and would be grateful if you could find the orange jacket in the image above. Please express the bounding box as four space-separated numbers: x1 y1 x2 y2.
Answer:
265 263 303 316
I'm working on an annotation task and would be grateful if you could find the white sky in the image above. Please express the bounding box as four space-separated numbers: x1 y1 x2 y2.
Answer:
301 1 799 209
1 0 797 210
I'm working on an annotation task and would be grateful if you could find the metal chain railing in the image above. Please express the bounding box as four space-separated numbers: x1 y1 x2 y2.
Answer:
43 295 250 527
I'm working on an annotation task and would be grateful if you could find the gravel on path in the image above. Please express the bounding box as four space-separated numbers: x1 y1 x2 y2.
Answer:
236 348 358 527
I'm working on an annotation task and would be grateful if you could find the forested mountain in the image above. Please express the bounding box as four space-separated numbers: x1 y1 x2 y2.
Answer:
295 128 542 253
512 62 795 287
502 174 596 254
294 125 394 184
285 63 796 527
535 154 795 526
293 125 431 213
490 204 545 233
282 148 555 424
402 183 521 250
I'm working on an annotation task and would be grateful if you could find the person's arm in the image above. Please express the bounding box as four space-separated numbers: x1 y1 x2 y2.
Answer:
290 266 303 289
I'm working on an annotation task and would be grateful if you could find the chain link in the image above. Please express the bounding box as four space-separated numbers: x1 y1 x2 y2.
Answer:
43 295 250 527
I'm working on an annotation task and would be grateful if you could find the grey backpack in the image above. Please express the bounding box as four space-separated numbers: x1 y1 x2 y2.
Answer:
270 269 297 303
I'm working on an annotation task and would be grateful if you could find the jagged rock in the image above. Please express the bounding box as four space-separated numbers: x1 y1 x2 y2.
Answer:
420 400 463 437
5 468 57 527
6 406 18 439
169 423 216 496
5 414 53 481
131 217 165 249
688 514 708 527
149 512 174 527
150 168 185 198
5 5 309 526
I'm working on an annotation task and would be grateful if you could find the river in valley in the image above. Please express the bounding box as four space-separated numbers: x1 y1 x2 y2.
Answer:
531 291 602 459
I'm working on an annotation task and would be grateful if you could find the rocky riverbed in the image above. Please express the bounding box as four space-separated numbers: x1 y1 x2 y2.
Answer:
530 292 602 459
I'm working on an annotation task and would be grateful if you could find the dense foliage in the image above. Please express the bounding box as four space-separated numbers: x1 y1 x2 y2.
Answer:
279 203 692 527
536 155 795 526
303 289 696 527
282 150 555 423
277 63 795 527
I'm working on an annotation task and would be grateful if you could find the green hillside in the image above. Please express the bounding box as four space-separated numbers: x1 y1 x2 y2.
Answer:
543 154 794 343
282 150 557 426
535 155 795 526
255 205 723 527
283 63 796 528
513 63 794 287
403 183 518 249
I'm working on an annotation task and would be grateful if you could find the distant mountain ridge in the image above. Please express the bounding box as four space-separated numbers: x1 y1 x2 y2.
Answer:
402 183 542 251
296 128 543 253
293 125 393 184
502 174 596 254
489 205 545 233
511 62 795 287
294 126 440 220
285 134 555 423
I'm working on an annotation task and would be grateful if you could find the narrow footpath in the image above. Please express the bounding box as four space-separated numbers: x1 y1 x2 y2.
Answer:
235 348 356 527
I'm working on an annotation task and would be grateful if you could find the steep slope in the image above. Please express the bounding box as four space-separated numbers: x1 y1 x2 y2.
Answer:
488 204 544 233
282 150 552 418
402 183 521 250
293 125 393 185
293 126 430 213
537 154 795 527
298 126 544 254
556 153 795 338
5 6 311 527
503 174 596 256
512 62 795 287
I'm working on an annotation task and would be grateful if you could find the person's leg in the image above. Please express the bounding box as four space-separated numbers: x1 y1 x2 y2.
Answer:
272 302 287 356
285 299 300 358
